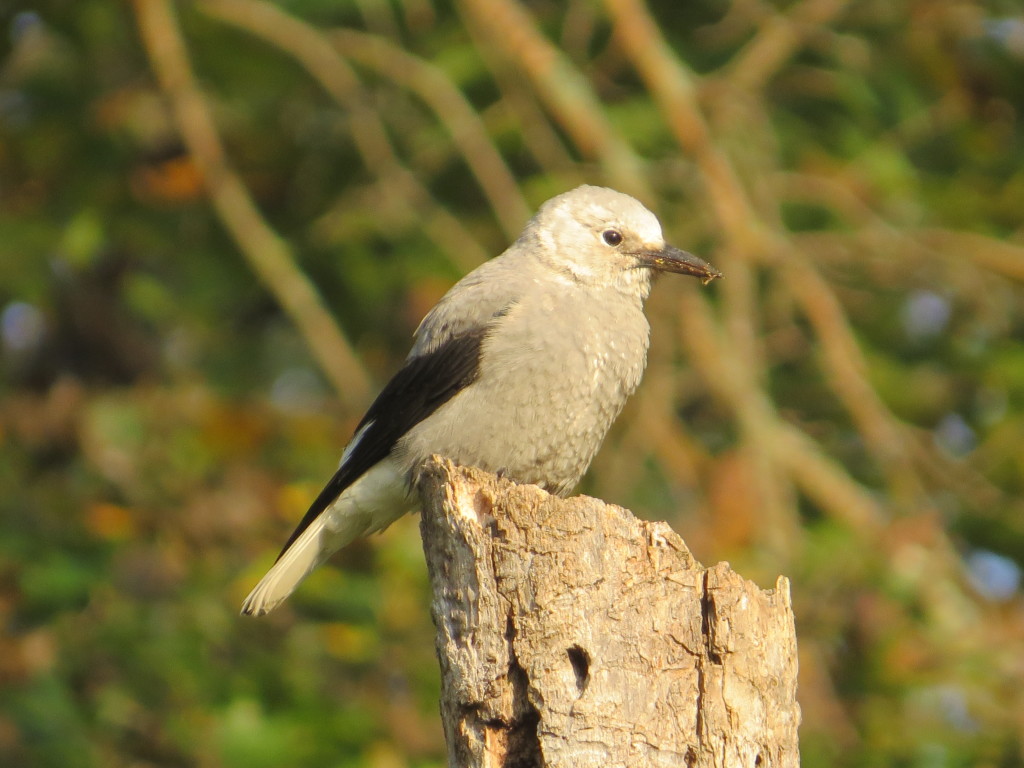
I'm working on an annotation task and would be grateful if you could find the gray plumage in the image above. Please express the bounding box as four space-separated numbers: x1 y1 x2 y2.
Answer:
241 185 720 616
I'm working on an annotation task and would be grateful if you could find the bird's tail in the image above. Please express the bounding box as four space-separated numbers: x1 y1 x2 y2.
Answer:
240 516 335 616
240 459 414 616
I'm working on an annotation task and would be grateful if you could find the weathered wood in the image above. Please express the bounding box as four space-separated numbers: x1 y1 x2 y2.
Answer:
418 457 800 768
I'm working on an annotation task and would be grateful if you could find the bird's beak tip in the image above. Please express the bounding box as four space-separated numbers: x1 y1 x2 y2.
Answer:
647 245 722 285
701 270 722 286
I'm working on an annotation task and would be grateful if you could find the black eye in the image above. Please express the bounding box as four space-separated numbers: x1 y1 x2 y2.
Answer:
602 229 623 246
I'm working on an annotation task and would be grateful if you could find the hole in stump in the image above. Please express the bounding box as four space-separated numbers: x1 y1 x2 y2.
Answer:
567 645 590 694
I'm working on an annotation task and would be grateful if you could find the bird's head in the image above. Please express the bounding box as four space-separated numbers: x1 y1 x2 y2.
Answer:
525 185 722 298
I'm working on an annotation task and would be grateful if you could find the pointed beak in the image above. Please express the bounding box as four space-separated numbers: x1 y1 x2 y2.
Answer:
640 244 722 285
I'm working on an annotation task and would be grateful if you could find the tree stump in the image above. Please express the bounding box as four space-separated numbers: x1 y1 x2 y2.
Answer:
418 457 800 768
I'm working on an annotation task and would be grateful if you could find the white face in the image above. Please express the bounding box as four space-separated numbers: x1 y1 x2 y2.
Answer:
530 186 667 294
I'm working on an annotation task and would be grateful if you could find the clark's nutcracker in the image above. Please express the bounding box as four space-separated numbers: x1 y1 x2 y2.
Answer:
241 185 721 616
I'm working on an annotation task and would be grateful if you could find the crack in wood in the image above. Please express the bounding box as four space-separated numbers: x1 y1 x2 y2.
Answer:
700 569 724 665
502 613 543 767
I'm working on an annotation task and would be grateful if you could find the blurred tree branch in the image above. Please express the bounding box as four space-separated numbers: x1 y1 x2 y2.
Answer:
785 257 921 505
132 0 372 410
463 11 578 178
606 0 761 245
607 0 800 555
199 0 531 244
326 27 531 238
196 0 493 273
920 229 1024 283
457 0 651 199
723 0 852 93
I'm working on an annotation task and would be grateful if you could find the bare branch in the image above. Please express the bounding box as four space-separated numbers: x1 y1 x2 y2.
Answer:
457 0 651 199
603 0 768 412
131 0 372 409
463 16 579 177
919 229 1024 283
724 0 852 93
328 27 532 239
198 0 491 272
604 0 761 247
785 256 923 506
679 287 886 536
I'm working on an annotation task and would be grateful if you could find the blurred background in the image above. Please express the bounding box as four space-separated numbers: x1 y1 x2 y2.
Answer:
2 0 1024 765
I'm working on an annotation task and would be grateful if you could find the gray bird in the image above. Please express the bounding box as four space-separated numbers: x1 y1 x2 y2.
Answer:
241 185 720 616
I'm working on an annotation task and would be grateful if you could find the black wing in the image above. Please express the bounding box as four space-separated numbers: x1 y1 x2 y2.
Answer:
275 328 487 560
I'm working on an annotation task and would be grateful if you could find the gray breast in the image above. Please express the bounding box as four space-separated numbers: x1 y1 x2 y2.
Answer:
396 285 651 496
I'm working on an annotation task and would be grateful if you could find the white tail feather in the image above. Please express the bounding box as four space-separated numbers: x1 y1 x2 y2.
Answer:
240 459 414 616
240 516 331 616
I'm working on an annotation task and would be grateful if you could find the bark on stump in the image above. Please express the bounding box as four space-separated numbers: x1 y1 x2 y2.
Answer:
418 457 801 768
